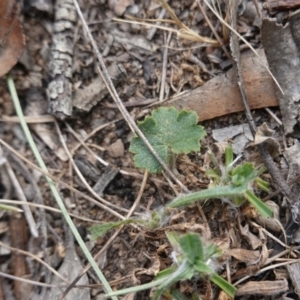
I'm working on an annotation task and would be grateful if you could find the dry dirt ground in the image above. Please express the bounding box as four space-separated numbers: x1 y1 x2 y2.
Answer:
0 0 300 299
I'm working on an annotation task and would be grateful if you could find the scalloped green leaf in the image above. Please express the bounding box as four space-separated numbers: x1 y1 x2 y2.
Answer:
129 107 206 173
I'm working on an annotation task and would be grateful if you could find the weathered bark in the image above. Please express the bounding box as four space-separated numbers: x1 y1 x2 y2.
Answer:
261 9 300 136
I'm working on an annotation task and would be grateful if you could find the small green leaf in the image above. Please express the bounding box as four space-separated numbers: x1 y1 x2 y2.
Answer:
129 107 206 173
179 233 203 263
0 204 22 212
168 184 246 208
170 289 188 300
255 177 270 192
210 274 237 298
244 190 273 217
89 219 134 239
193 260 214 275
225 146 234 167
231 163 256 187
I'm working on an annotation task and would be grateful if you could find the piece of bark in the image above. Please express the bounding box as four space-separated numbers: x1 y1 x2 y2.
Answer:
165 49 278 122
9 213 31 300
261 9 300 136
47 0 77 119
73 62 126 112
287 261 300 295
263 0 300 14
0 0 25 77
236 280 288 296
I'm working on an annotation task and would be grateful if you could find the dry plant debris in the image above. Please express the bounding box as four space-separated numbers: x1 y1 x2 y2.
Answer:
1 0 300 299
0 0 25 77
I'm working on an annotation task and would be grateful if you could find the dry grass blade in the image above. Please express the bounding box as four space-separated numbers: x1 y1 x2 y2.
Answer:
159 0 218 44
0 199 102 223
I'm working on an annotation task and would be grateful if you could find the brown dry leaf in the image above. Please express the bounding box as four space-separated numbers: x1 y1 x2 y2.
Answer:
0 0 25 77
254 123 280 158
225 248 260 265
109 0 134 16
254 201 282 233
236 280 289 296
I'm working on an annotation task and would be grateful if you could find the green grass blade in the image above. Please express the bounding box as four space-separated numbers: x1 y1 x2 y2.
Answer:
244 190 273 217
168 185 246 208
210 273 237 298
7 74 116 298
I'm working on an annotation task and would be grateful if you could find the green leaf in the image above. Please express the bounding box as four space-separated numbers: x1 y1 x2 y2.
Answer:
193 260 214 275
244 190 273 217
255 177 270 192
210 274 237 298
89 219 134 239
179 233 203 263
169 289 188 300
225 146 234 167
129 107 206 173
202 243 221 261
168 184 246 208
231 163 256 187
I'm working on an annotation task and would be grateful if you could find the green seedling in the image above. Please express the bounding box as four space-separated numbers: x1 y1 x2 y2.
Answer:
105 232 237 299
129 107 206 173
169 146 273 217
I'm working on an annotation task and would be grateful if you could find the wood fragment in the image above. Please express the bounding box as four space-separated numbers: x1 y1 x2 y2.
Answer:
9 213 31 300
166 49 278 122
236 280 289 296
73 62 126 112
261 9 300 136
47 0 77 119
287 261 300 295
263 0 300 14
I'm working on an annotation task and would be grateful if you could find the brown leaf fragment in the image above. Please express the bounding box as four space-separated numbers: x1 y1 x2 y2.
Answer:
254 123 280 158
263 0 300 14
0 0 25 77
9 213 31 300
166 49 278 122
287 261 300 295
236 280 289 296
225 248 260 265
73 62 126 112
109 0 134 16
261 10 300 136
254 201 282 232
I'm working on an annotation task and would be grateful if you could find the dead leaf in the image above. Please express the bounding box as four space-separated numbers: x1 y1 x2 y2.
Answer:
109 0 134 16
254 123 280 158
236 280 289 296
225 248 260 265
0 0 25 77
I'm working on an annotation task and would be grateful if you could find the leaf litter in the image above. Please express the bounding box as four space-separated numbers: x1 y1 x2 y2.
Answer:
0 0 300 299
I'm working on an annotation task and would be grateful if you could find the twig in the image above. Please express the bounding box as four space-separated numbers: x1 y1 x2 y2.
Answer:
227 1 295 204
0 199 102 223
159 32 172 102
3 159 38 237
72 0 189 193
